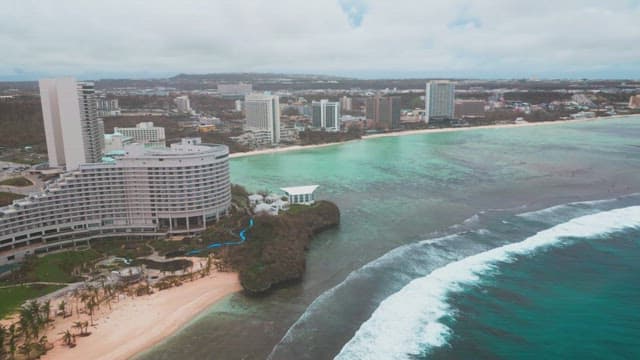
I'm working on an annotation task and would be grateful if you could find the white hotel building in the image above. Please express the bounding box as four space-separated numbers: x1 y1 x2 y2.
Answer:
425 80 455 123
312 100 340 132
244 93 281 144
114 122 166 148
0 139 231 265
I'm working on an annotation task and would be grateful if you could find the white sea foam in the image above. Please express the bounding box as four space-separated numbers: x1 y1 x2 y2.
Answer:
267 233 461 358
335 206 640 360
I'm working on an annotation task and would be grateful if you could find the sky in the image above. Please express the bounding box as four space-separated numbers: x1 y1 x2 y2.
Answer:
2 0 640 80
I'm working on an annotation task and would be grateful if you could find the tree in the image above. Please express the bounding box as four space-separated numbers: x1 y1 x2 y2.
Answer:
86 297 97 326
8 325 17 360
42 300 51 324
18 307 33 343
72 322 83 336
79 292 91 314
0 325 7 359
17 342 33 360
34 336 48 356
58 300 68 317
73 288 81 318
205 256 212 276
60 330 75 347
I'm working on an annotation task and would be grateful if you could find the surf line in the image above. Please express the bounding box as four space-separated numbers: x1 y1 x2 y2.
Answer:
335 206 640 360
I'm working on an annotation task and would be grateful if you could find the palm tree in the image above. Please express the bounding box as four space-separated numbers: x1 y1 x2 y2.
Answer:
8 324 17 360
72 288 81 318
103 284 113 310
72 322 84 336
23 300 44 341
79 292 91 314
86 297 97 326
42 300 52 324
17 342 33 360
0 324 7 359
34 336 48 356
58 300 68 317
60 330 75 347
18 307 33 343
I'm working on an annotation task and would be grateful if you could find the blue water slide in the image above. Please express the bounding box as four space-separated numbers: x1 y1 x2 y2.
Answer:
185 218 254 256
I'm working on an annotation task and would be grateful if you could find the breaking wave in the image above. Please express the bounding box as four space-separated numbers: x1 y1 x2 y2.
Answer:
335 206 640 360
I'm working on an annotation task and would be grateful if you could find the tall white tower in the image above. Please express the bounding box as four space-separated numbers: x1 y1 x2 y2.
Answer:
39 77 103 170
244 93 281 144
425 80 455 123
312 100 340 131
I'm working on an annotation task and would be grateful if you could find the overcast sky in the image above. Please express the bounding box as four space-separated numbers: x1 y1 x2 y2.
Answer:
2 0 640 80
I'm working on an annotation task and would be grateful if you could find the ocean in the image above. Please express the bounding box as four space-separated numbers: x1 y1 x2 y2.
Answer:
137 117 640 360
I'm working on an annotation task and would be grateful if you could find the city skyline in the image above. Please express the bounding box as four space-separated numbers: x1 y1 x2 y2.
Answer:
2 0 640 81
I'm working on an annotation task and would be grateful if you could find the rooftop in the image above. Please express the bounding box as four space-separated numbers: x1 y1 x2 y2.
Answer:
280 185 319 196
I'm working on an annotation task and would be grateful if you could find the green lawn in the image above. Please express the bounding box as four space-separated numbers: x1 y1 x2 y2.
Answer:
0 285 64 319
0 176 33 187
30 250 102 283
0 191 25 206
89 238 153 259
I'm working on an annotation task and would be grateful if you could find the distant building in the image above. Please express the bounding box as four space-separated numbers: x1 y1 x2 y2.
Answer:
425 80 455 123
366 96 401 129
174 95 191 113
571 93 595 108
218 83 253 97
198 124 216 133
39 77 104 170
244 93 281 144
235 99 243 112
629 95 640 109
104 132 133 152
312 100 340 131
570 111 596 119
455 100 485 120
114 122 166 148
96 96 121 117
340 96 353 111
281 185 319 205
279 126 299 143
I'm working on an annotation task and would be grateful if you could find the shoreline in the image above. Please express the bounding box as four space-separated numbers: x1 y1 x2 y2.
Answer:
41 271 241 360
229 114 638 159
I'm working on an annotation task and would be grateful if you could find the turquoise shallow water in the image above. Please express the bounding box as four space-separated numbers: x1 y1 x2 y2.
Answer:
138 117 640 360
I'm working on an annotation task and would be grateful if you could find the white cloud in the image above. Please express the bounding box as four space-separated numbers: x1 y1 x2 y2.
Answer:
1 0 639 79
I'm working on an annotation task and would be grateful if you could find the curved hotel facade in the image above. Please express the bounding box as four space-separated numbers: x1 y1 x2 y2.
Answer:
0 141 231 264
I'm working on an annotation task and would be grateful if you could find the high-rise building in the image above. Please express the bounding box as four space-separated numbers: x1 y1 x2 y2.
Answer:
244 93 281 144
174 95 191 113
218 83 253 97
366 96 401 129
114 122 166 148
96 96 121 117
312 100 340 131
425 80 455 123
39 77 104 171
340 96 353 111
235 99 244 112
629 95 640 109
0 140 231 265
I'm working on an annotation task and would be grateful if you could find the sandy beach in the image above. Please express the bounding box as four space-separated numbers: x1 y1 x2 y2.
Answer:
229 115 637 159
41 271 241 360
